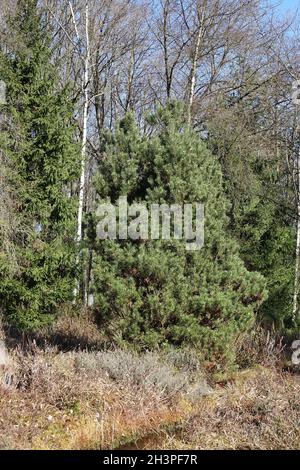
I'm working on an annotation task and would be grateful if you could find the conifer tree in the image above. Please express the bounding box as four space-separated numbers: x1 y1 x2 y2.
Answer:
93 105 266 364
0 0 79 329
207 93 296 331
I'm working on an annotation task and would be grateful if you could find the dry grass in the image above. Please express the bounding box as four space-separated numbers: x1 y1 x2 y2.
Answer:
151 366 300 450
35 308 107 351
0 325 299 450
235 325 287 369
0 347 209 450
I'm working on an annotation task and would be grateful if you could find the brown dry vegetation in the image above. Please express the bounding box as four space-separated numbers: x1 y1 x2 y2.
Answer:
151 367 300 450
0 347 210 450
0 328 300 450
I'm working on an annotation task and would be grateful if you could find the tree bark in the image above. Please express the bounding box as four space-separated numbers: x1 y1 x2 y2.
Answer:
163 0 172 99
292 144 300 322
74 1 90 300
187 1 207 126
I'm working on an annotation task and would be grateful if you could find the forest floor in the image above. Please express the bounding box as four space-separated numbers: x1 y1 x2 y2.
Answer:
0 342 300 450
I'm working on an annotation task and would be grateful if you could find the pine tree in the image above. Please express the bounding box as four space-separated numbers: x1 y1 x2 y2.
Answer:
92 104 267 364
0 0 80 330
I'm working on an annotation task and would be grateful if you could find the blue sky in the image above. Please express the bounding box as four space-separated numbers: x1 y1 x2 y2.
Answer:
273 0 299 14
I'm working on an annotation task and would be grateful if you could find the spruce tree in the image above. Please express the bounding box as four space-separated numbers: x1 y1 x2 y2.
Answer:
207 94 295 331
93 105 267 364
0 0 79 329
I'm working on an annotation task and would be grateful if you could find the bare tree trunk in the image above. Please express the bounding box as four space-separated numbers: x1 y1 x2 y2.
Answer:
94 45 106 137
87 249 94 307
95 91 105 135
163 0 172 99
73 1 90 300
292 145 300 322
187 2 207 126
125 47 135 112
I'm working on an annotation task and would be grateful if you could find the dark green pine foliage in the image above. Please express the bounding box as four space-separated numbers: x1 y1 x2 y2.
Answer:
0 0 79 330
93 104 267 364
207 94 295 331
230 194 295 330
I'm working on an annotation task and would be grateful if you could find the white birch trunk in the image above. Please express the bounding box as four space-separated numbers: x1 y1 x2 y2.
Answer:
74 1 90 300
292 145 300 322
187 4 206 126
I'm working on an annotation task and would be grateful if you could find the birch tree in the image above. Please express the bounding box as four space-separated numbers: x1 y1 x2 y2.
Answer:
269 31 300 325
292 80 300 323
46 0 91 302
69 1 90 301
186 0 207 125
